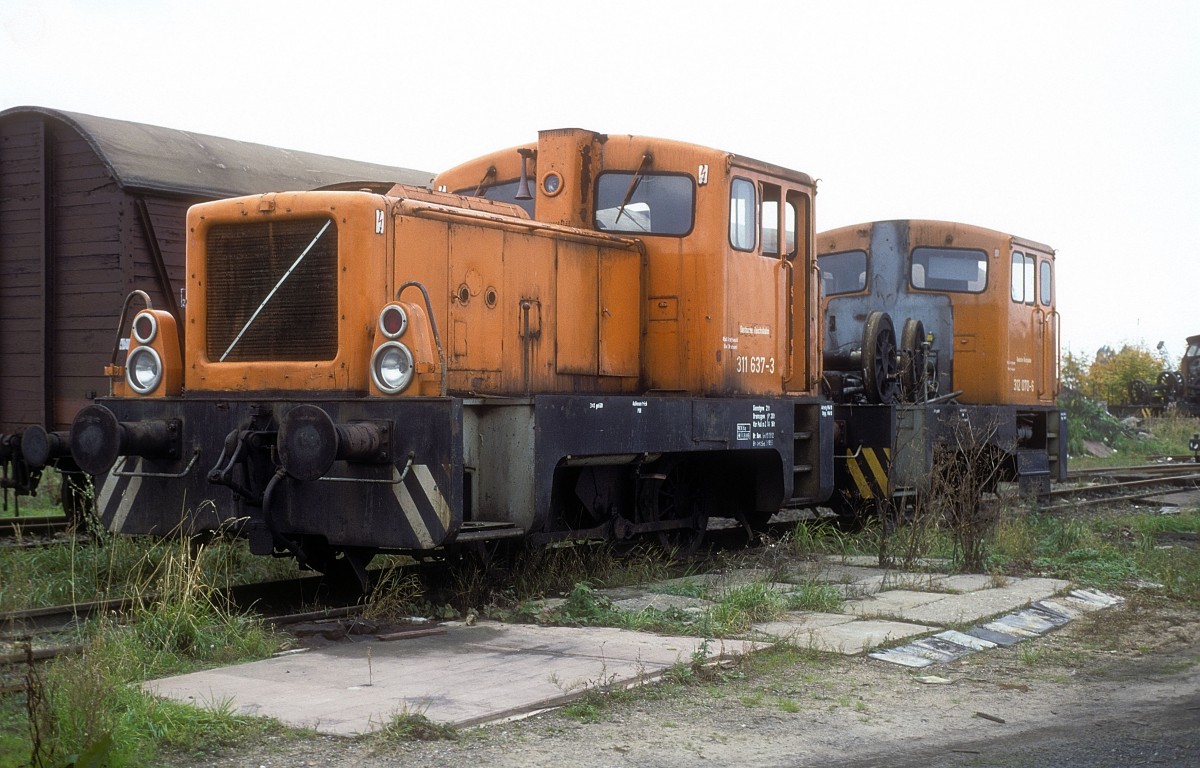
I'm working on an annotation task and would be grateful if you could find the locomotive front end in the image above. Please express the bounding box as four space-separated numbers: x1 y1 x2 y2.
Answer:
70 190 462 572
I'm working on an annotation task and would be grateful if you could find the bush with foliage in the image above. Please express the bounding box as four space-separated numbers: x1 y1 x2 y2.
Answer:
1063 342 1171 405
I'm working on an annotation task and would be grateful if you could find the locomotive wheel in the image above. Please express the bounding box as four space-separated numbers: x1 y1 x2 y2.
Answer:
862 311 900 405
1157 371 1181 398
1128 378 1150 405
899 318 927 403
636 460 708 555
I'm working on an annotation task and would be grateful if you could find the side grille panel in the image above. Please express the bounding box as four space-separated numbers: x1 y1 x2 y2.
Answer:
205 218 338 362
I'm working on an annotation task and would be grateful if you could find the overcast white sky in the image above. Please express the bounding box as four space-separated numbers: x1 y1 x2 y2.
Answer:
3 0 1196 363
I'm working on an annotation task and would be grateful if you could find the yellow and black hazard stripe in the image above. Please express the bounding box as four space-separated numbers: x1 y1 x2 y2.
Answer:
843 447 891 500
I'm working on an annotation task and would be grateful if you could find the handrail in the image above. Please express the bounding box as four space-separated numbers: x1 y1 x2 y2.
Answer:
397 281 447 396
111 448 199 479
109 290 153 368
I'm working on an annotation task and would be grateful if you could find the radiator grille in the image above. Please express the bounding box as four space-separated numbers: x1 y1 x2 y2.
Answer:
205 218 338 362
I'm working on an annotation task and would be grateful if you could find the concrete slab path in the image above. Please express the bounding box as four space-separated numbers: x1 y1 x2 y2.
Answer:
143 557 1086 736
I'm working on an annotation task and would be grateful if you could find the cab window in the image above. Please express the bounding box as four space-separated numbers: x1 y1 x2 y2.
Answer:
729 178 756 251
911 247 987 293
594 172 694 235
761 183 797 257
819 250 868 296
1010 252 1036 304
1039 260 1053 305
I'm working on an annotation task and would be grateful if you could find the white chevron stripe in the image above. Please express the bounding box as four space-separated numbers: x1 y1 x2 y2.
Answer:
106 460 143 533
392 464 449 548
413 464 451 527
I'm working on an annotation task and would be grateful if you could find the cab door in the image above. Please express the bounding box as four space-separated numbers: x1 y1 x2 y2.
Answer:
1009 250 1040 402
1035 256 1058 401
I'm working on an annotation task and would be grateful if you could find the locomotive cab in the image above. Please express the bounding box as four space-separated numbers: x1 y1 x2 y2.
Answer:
818 220 1059 406
435 129 821 398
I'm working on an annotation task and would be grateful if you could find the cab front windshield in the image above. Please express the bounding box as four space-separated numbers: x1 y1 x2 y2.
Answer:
594 172 694 235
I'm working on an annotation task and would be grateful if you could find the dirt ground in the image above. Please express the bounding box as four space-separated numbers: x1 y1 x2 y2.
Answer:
173 597 1200 768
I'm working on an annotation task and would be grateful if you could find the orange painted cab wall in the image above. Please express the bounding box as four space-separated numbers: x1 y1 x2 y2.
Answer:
435 129 820 398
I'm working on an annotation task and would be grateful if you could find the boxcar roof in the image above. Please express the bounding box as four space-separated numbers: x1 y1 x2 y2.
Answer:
0 105 432 198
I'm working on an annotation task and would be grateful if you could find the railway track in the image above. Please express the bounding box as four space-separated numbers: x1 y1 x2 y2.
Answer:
0 514 73 542
1045 463 1200 514
0 573 370 691
4 460 1194 690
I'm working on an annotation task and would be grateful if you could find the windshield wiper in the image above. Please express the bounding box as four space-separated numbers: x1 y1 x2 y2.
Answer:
219 219 332 362
613 152 653 227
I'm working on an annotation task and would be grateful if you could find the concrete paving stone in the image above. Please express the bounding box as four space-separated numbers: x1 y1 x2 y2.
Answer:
830 555 887 568
787 618 938 655
594 586 649 601
825 554 952 570
706 569 780 590
841 589 948 618
749 611 858 641
610 593 714 613
144 621 757 736
895 577 1070 625
807 565 949 596
935 574 1002 593
876 571 952 592
641 569 772 597
803 562 889 586
714 582 802 599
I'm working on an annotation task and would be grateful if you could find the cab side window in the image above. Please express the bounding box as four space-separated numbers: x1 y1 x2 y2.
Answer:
911 247 987 293
819 250 868 296
1010 252 1035 304
761 183 797 257
1039 260 1053 306
729 178 756 251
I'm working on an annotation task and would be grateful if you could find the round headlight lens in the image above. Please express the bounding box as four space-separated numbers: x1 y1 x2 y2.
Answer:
378 304 408 339
132 312 158 344
371 342 415 394
126 346 163 394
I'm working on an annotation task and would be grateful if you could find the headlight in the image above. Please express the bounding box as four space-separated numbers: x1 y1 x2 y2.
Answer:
378 304 408 339
132 312 158 344
126 346 163 394
371 342 414 393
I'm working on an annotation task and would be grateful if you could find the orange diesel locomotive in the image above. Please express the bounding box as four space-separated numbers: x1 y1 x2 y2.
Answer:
818 220 1066 507
67 130 833 577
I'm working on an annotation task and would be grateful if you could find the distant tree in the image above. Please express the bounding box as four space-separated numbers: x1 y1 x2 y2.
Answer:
1061 350 1089 392
1085 343 1162 404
